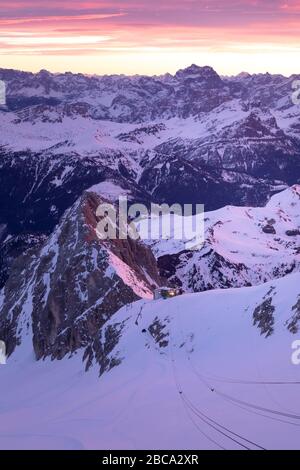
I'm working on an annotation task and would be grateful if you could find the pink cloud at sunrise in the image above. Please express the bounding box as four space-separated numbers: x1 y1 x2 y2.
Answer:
0 0 300 75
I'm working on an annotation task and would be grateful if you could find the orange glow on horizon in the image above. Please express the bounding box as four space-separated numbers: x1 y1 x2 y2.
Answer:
0 1 300 76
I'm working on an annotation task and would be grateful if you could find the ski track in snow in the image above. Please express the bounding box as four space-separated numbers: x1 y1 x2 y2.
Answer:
1 274 300 449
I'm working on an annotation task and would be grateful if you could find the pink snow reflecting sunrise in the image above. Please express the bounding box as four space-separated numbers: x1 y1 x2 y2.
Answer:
0 0 300 457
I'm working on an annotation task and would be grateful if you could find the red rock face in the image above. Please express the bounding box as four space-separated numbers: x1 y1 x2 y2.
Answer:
0 65 299 375
154 186 300 294
0 191 163 372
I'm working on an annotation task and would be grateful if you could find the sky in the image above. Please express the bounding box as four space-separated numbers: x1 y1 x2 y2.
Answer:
0 0 300 76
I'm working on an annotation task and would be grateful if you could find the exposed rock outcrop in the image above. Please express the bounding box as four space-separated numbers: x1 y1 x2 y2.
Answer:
0 191 163 371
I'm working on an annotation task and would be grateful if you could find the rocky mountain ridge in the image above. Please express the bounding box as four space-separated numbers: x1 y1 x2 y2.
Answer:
151 185 300 292
0 190 162 369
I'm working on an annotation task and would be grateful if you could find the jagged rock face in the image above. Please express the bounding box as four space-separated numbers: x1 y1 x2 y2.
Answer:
0 191 162 370
2 272 300 449
0 149 148 235
136 108 300 204
1 65 298 123
1 66 300 448
95 272 300 383
0 65 231 121
153 186 300 292
0 231 45 288
0 65 299 368
0 148 151 283
0 65 299 235
253 293 275 338
288 297 300 334
138 154 282 209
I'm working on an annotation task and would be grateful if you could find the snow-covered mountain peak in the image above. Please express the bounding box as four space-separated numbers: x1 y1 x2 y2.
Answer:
0 63 300 450
151 185 300 292
175 64 222 81
1 271 300 449
266 184 300 212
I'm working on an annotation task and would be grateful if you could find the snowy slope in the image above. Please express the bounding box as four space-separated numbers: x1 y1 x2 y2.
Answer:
0 102 299 156
1 273 300 449
0 65 300 451
148 185 300 291
0 66 299 255
0 191 162 363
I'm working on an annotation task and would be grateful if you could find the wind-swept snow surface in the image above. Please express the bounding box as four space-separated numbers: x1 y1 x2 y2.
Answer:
1 273 300 450
151 185 300 291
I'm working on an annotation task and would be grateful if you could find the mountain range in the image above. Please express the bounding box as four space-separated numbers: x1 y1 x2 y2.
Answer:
0 65 300 449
